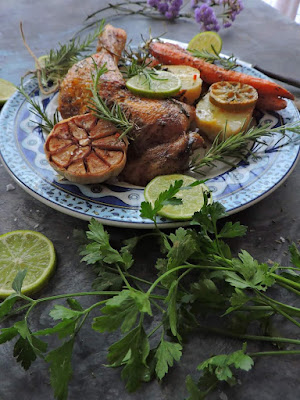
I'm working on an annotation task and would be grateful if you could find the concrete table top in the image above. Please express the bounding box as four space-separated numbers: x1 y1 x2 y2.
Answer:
0 0 300 399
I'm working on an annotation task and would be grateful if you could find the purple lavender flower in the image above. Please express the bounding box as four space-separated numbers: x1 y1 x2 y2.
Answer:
220 0 244 28
147 0 183 19
194 4 220 31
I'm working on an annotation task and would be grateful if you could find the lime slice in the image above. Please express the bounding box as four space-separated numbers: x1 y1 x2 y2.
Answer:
35 54 49 69
144 174 211 220
0 78 17 105
0 230 56 298
126 70 181 99
188 31 222 54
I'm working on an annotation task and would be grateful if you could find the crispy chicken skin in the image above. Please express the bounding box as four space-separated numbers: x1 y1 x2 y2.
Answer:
58 24 204 185
121 132 204 186
58 24 126 118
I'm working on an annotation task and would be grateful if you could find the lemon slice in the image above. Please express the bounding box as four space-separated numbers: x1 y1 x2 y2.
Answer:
126 70 181 99
0 78 17 105
188 31 222 54
0 230 56 298
209 81 258 112
144 174 211 220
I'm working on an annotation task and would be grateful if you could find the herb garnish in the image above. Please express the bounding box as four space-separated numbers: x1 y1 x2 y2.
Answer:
189 46 239 70
2 189 300 399
87 61 134 139
190 122 300 173
21 20 105 94
17 80 60 134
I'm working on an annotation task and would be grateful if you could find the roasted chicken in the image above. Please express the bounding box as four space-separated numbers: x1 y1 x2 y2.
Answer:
58 24 203 186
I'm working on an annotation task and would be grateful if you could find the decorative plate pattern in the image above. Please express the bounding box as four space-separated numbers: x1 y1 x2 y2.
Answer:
0 57 299 228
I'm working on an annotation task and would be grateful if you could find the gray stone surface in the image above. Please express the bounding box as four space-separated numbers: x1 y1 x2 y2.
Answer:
0 0 300 399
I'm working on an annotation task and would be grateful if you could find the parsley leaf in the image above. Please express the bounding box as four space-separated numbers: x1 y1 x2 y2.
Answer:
34 320 77 339
185 375 206 400
225 250 275 291
218 221 247 239
93 291 139 333
93 290 151 334
165 280 179 337
0 327 18 344
81 219 132 269
197 343 254 383
0 293 19 319
290 243 300 268
13 320 47 370
140 180 184 222
107 324 150 392
12 269 27 294
155 338 182 380
46 339 75 400
167 228 198 269
49 305 82 321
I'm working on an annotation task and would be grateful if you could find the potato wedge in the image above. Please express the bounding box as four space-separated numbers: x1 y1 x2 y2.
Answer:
195 93 254 141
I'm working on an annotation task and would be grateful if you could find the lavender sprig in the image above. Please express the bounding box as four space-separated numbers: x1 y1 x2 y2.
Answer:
81 0 244 34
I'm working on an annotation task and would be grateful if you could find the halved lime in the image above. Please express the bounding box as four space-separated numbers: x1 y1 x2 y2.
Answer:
188 31 222 54
0 78 17 105
0 230 56 298
144 174 211 220
126 70 181 99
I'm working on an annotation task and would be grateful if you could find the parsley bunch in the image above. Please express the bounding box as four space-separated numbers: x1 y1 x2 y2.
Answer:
1 184 300 399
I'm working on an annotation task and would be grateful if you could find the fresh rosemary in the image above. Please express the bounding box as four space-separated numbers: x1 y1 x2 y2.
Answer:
21 20 105 95
189 46 239 70
190 123 300 173
88 60 134 139
18 81 59 134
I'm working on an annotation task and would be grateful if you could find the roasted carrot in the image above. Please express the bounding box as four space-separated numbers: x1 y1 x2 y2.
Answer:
149 42 294 102
256 95 287 111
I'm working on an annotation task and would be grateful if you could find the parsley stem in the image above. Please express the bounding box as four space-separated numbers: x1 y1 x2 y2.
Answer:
147 264 232 295
249 350 300 357
277 281 300 296
34 291 120 304
116 265 132 290
256 291 300 329
271 273 300 291
254 296 300 317
197 324 300 346
105 265 165 289
147 321 164 338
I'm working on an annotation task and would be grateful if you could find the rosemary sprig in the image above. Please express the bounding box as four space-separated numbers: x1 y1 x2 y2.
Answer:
119 31 164 80
18 80 59 134
190 123 300 173
22 20 105 95
189 46 239 70
88 60 134 139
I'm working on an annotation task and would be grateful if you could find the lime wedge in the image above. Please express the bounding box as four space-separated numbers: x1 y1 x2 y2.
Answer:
0 230 56 298
0 78 17 105
126 70 181 99
188 31 222 54
144 174 211 220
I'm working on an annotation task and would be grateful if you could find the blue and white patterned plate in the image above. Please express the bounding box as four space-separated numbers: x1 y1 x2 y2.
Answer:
0 53 299 228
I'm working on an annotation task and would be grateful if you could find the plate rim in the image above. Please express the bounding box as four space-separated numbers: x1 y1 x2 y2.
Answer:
1 43 300 228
